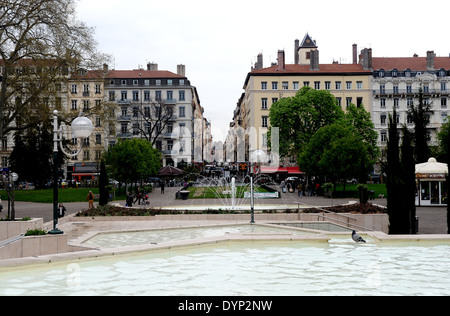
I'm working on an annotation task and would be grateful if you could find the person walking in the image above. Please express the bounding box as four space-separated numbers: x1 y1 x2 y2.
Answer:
58 203 66 218
161 181 165 194
297 183 303 197
280 180 286 193
86 190 95 209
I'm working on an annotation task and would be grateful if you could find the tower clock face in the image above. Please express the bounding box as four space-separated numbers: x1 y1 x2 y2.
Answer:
306 39 311 44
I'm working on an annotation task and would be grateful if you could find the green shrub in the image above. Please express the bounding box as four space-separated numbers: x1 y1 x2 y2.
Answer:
25 228 47 236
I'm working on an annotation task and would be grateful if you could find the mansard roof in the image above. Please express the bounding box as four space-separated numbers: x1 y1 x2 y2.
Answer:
249 63 371 75
372 56 450 71
106 69 185 79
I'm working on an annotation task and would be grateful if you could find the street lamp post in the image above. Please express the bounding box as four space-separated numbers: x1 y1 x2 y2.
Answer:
49 110 93 235
249 150 267 224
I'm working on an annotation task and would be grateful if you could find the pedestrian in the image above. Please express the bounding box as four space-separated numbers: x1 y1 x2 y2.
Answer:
161 181 165 194
126 192 134 207
86 190 95 209
297 183 303 197
58 203 66 218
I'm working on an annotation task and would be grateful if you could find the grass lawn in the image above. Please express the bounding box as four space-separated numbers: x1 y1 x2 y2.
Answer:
188 186 270 199
333 183 387 199
1 188 127 204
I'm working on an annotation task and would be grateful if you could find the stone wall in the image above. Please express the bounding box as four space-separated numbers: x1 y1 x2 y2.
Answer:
0 234 68 260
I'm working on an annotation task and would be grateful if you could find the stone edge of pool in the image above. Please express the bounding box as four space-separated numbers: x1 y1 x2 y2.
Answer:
2 220 450 270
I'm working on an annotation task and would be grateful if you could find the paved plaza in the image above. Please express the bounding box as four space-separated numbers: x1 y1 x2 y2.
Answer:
2 186 448 234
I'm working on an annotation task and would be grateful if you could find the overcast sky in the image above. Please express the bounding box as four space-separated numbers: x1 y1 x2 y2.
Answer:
76 0 450 141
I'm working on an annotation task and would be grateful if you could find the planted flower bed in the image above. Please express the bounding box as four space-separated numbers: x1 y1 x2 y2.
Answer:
75 203 386 217
302 203 387 214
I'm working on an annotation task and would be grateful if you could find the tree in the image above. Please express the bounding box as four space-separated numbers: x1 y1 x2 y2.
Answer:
134 100 177 147
344 104 380 175
386 110 415 234
408 88 431 163
298 124 371 188
0 0 110 139
269 86 344 159
448 134 450 235
436 119 450 234
9 118 65 188
98 159 109 206
104 139 161 189
386 110 403 234
400 125 417 234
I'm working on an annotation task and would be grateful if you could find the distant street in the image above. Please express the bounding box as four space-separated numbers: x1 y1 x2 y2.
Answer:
2 187 448 234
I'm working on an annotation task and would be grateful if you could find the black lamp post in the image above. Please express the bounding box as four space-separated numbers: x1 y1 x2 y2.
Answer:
49 110 93 235
249 150 267 225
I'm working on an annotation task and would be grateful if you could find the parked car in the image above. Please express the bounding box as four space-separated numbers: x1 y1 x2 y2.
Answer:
286 177 299 183
109 179 119 187
148 177 162 186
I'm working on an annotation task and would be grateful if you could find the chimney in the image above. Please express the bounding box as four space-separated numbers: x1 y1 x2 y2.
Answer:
252 53 264 71
427 51 435 70
103 63 109 73
277 50 285 71
360 48 372 70
310 49 319 71
352 44 358 64
147 62 158 71
294 39 300 64
177 64 186 77
257 53 263 68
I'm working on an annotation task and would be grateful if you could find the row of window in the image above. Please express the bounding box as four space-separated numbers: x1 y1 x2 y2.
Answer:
261 96 364 109
71 84 102 95
379 130 432 143
120 105 186 118
120 122 188 135
377 82 448 94
374 69 448 78
260 81 364 91
378 112 449 126
109 79 186 87
109 90 186 102
71 99 102 111
378 97 448 108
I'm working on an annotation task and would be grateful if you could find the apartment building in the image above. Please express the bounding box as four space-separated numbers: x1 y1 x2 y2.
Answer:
369 51 450 150
229 34 373 163
66 67 111 180
104 63 206 168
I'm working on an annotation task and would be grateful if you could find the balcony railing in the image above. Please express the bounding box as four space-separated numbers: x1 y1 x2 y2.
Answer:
118 115 131 121
161 133 179 139
165 98 177 105
374 89 450 96
162 150 179 156
117 133 132 139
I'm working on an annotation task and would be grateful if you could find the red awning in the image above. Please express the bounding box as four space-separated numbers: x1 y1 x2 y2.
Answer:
287 167 303 175
261 166 303 175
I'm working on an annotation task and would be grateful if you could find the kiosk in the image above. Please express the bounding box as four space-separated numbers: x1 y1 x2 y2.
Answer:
416 158 448 206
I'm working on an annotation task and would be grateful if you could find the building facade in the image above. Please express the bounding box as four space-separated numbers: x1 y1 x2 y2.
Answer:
0 60 209 181
104 63 206 168
66 67 111 180
229 34 373 165
369 51 450 152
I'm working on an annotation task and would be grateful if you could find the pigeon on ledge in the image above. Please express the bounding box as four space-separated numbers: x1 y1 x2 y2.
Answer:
352 230 366 243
